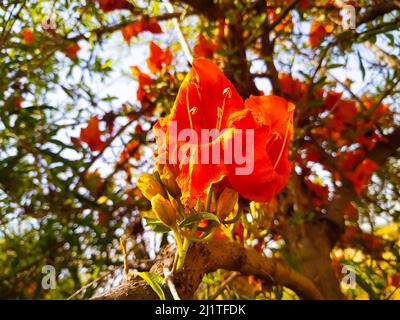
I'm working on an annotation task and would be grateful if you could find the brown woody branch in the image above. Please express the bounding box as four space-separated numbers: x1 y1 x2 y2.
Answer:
172 0 224 20
357 3 398 26
268 0 300 31
93 240 324 300
67 12 183 43
364 42 399 69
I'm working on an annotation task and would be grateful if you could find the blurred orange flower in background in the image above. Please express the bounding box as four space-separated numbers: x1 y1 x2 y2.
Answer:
64 43 81 60
146 41 173 73
21 28 35 44
345 158 379 195
121 17 162 42
79 116 105 152
193 34 218 58
309 19 334 47
130 66 153 104
98 0 128 12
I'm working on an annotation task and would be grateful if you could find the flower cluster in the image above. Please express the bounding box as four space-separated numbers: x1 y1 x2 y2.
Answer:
135 58 295 270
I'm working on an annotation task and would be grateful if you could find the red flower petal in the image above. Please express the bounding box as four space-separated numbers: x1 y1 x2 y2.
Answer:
227 96 295 202
98 0 128 12
21 28 35 44
345 158 379 194
79 116 105 152
146 41 173 74
64 43 80 60
193 34 218 58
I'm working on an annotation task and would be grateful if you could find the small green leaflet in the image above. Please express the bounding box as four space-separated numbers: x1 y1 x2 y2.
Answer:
137 272 166 300
179 212 219 228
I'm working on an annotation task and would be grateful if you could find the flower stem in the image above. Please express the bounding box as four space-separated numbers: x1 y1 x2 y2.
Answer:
172 228 183 254
206 186 213 212
176 237 190 272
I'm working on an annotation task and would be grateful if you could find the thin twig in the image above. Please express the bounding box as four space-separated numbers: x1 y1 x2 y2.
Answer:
210 271 240 300
67 267 117 300
164 0 193 64
163 267 181 300
385 285 400 300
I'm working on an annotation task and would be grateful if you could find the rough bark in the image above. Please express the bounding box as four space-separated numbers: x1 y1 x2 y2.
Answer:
93 240 324 300
283 222 344 299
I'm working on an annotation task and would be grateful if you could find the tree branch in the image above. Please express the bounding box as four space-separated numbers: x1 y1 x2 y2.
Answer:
92 240 324 300
67 12 184 42
357 3 398 26
172 0 224 20
364 41 399 70
268 0 300 31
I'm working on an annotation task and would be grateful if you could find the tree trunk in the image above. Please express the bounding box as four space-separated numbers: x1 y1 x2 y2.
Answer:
284 222 343 299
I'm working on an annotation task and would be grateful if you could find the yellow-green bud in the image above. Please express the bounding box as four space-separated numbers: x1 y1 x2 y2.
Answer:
216 188 238 221
160 165 181 197
151 194 177 228
136 173 166 201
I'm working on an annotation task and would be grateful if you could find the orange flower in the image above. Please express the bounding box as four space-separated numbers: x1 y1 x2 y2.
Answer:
193 34 218 58
118 139 141 165
387 273 400 287
233 222 244 241
308 19 334 48
97 210 108 225
121 17 162 42
98 0 128 12
21 28 35 44
14 96 24 110
338 148 365 171
154 59 243 203
324 91 342 110
79 116 105 152
130 66 153 106
272 0 310 10
64 43 81 60
146 41 173 74
340 225 360 245
357 129 387 151
361 97 391 123
343 203 358 221
267 4 293 32
304 177 328 206
227 95 295 202
278 73 305 101
154 58 294 203
345 158 379 194
362 233 383 251
327 99 358 132
298 0 309 8
300 143 320 163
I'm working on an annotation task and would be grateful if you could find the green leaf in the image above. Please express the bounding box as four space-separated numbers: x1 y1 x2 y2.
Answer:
357 50 366 80
144 218 171 233
179 212 219 228
326 63 345 69
137 272 166 300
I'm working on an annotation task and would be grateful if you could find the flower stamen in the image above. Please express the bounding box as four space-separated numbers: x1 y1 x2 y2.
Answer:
273 118 291 170
185 79 194 129
216 87 231 131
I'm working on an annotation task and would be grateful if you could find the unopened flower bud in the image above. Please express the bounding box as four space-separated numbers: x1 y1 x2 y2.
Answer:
161 165 181 197
216 188 238 221
151 194 177 228
170 198 180 212
136 173 166 201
